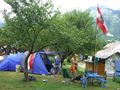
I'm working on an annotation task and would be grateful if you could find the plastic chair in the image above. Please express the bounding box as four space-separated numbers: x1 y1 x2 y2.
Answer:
80 77 87 88
96 77 107 88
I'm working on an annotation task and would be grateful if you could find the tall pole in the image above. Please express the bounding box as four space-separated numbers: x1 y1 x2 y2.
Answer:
93 22 98 73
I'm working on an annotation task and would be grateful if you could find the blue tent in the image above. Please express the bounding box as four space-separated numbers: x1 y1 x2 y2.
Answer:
27 52 50 74
39 52 53 72
0 52 52 75
114 60 120 77
0 52 23 71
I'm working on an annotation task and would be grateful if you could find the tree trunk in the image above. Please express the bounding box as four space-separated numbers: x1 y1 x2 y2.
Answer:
24 51 32 81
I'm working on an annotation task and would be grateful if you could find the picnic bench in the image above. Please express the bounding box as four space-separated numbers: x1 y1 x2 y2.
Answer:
85 73 107 88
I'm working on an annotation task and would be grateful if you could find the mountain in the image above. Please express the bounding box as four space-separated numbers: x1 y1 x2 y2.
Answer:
87 6 120 41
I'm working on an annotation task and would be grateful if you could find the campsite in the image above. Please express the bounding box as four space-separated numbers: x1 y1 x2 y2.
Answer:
0 51 120 90
0 0 120 90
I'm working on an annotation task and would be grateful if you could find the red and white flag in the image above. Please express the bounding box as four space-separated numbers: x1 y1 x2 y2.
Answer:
96 6 108 35
28 53 35 70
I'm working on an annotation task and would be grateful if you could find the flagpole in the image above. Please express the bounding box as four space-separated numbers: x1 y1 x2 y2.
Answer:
95 6 107 74
96 5 117 76
93 21 98 73
93 5 101 73
93 5 99 73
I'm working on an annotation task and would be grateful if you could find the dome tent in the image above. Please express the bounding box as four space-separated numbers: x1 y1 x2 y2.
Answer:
0 52 52 75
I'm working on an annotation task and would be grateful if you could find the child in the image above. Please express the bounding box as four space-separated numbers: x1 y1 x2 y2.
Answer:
80 75 87 88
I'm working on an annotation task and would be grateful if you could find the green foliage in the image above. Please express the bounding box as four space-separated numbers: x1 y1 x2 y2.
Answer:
50 10 97 56
3 0 57 51
1 0 105 59
2 0 59 80
48 56 54 63
113 76 120 83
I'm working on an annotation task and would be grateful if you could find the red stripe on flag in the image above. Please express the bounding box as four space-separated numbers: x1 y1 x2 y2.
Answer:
96 6 108 35
96 18 107 34
29 53 35 70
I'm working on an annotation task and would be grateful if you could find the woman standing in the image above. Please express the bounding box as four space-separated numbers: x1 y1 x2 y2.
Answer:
70 54 78 77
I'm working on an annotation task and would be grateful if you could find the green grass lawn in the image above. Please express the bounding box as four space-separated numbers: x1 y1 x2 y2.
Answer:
0 71 120 90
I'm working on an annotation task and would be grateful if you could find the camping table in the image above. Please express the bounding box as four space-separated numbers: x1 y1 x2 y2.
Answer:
86 73 100 78
85 73 107 88
86 73 101 85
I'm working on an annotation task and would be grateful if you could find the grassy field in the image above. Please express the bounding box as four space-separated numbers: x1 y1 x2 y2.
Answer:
0 71 120 90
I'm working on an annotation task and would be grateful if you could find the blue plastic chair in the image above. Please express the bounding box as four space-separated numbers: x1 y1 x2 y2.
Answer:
96 77 107 88
80 77 87 88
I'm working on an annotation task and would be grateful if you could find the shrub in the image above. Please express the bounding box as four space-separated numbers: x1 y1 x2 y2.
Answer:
113 76 120 83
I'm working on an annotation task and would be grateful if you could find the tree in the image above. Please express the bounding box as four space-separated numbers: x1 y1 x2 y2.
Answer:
2 0 104 79
47 10 97 63
35 10 104 64
3 0 57 80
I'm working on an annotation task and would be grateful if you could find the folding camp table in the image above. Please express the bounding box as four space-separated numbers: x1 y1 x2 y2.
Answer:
85 73 106 88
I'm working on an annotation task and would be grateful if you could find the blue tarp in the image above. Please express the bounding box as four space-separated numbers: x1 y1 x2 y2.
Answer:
114 72 120 77
115 60 120 72
114 60 120 77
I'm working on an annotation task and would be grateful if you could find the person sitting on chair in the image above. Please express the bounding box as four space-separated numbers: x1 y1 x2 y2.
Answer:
54 55 61 74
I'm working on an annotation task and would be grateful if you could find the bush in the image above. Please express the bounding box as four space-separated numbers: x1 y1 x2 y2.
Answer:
113 76 120 83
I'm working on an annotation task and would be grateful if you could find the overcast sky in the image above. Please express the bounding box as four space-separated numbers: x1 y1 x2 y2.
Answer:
52 0 120 12
0 0 120 22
